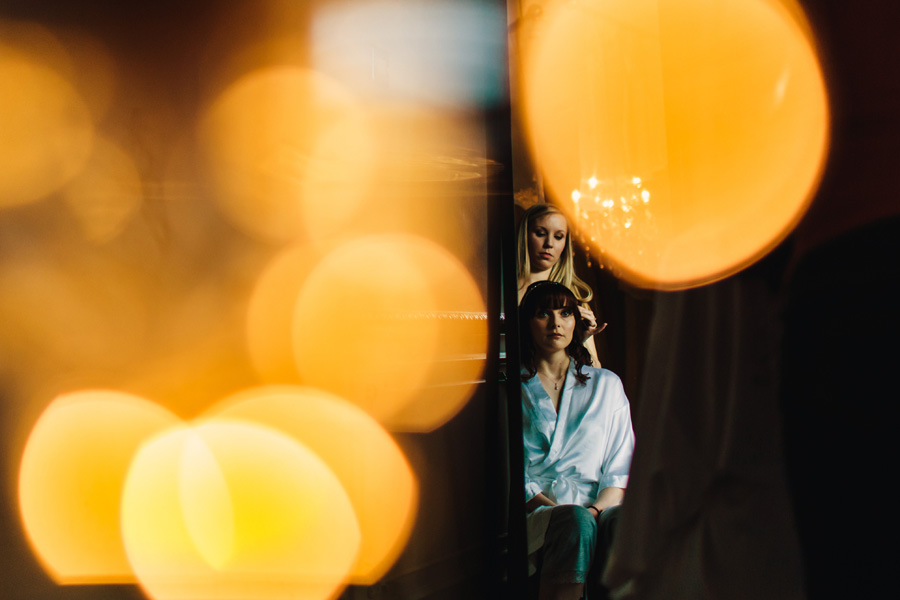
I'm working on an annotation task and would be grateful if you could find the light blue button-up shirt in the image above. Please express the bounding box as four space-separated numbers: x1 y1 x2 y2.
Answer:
523 362 635 554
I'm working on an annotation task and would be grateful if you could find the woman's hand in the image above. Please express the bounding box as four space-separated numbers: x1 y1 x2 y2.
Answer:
578 305 607 340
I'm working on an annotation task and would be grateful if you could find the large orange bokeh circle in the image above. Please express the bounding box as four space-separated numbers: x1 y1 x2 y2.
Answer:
199 66 375 243
292 234 487 431
0 49 94 208
17 391 179 583
521 0 829 289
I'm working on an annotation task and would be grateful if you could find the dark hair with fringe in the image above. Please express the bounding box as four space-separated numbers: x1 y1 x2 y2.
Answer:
519 281 592 384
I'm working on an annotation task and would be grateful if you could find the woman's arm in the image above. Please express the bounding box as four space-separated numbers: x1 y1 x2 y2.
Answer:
526 492 557 513
589 486 625 514
577 305 605 367
584 336 600 367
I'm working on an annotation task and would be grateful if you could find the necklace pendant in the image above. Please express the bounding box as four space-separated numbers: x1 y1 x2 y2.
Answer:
554 383 559 390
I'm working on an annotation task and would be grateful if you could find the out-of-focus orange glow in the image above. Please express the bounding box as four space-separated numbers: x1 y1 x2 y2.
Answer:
0 255 149 379
61 135 142 243
121 421 360 600
0 34 94 207
199 66 375 243
53 28 116 122
211 386 417 583
520 0 829 289
292 234 487 431
0 20 115 122
246 243 325 383
17 390 179 583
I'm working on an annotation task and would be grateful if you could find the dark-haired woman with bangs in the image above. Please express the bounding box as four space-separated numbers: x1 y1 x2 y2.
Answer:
520 281 634 600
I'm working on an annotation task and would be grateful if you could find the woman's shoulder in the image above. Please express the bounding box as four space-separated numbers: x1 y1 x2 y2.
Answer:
578 366 628 400
581 365 620 381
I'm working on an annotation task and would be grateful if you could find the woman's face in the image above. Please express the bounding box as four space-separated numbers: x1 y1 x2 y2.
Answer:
530 306 576 355
527 213 568 273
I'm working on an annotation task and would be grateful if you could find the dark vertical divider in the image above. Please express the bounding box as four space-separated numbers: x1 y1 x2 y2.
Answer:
492 3 527 596
484 2 526 597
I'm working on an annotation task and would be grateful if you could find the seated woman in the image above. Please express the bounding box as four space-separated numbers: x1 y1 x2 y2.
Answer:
517 203 605 366
520 281 635 600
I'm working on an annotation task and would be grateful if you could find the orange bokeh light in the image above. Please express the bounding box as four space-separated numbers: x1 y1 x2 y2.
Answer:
121 421 361 600
292 234 487 431
246 242 327 383
211 385 418 583
198 66 375 243
520 0 829 289
0 34 94 208
18 391 180 583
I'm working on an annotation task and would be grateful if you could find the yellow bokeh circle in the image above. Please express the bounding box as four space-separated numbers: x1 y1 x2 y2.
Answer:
210 385 418 583
293 234 487 431
521 0 829 288
121 420 361 600
18 391 179 583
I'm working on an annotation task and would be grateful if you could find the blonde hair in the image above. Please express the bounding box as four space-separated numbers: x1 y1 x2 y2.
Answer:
516 203 593 303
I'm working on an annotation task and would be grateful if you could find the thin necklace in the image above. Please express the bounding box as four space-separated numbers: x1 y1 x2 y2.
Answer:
540 362 568 390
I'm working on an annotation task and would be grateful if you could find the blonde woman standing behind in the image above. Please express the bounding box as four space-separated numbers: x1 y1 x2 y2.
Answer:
517 203 604 366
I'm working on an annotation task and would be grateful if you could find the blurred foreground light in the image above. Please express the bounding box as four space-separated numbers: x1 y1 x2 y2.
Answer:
61 135 142 243
247 243 325 383
293 234 487 431
199 66 375 242
18 391 179 583
211 386 417 583
311 0 507 108
521 0 829 289
0 36 94 208
121 421 360 600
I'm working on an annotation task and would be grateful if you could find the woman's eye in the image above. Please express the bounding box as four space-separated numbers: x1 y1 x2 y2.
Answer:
561 310 573 317
536 311 549 318
555 234 565 240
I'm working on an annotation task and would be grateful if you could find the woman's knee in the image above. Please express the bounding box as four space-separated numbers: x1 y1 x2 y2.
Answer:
548 505 598 541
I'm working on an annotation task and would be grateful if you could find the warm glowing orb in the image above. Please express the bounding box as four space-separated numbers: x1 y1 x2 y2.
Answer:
0 41 94 207
293 234 487 431
121 421 360 600
521 0 829 289
17 391 179 583
199 66 375 242
211 386 417 583
246 243 325 383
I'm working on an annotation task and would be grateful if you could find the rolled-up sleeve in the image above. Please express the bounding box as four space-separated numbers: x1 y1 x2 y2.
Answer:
525 474 544 503
598 402 635 490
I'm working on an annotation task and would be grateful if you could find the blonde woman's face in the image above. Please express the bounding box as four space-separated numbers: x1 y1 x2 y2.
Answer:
527 213 568 273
